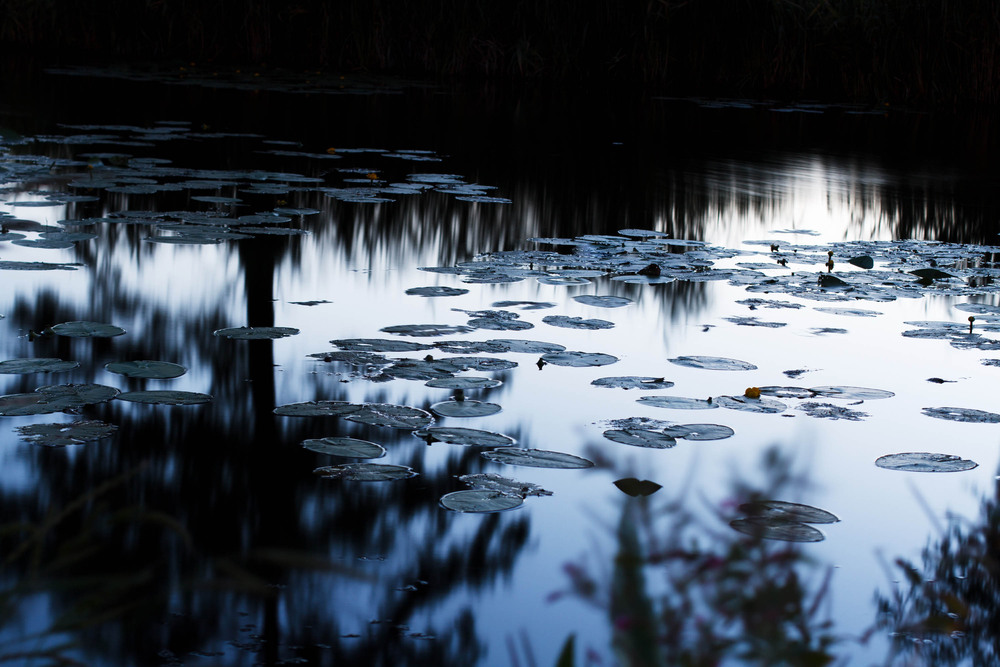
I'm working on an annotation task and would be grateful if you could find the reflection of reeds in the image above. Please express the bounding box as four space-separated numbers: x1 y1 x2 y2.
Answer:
2 0 999 105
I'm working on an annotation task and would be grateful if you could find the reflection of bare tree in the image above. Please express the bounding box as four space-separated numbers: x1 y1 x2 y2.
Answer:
875 472 1000 665
554 447 840 666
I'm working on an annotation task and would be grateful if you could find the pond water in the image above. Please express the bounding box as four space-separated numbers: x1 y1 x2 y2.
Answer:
2 64 1000 666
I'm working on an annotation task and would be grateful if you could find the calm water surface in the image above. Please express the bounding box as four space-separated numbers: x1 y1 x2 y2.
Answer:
2 65 1000 666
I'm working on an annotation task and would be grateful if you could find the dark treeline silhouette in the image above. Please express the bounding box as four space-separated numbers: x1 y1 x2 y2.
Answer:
2 0 999 107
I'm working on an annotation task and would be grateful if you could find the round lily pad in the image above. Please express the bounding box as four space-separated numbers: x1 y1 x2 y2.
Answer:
14 417 113 448
104 360 186 379
344 404 435 429
380 324 473 337
540 351 618 367
487 339 566 354
603 429 677 449
430 400 502 418
117 390 212 405
302 437 385 459
0 358 79 374
669 356 758 371
50 321 126 337
759 386 815 399
481 447 594 469
213 326 300 340
661 423 735 440
921 407 1000 423
591 376 675 390
425 376 502 389
572 295 633 308
875 452 979 472
542 316 615 330
331 338 434 352
440 489 523 513
738 501 839 524
729 517 825 542
413 427 514 447
797 402 869 421
274 401 361 417
314 463 418 481
637 396 718 410
714 395 787 414
1 384 121 416
15 420 118 447
809 386 895 400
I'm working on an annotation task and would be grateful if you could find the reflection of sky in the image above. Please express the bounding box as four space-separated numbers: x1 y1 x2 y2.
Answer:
2 99 1000 664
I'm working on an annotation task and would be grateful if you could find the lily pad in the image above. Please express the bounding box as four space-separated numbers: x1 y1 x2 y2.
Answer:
738 500 839 524
542 315 615 330
117 390 212 405
729 517 826 542
430 400 502 418
302 437 385 459
797 402 869 421
0 358 79 374
413 427 515 447
613 478 663 497
481 447 595 469
661 423 735 440
459 473 552 497
440 489 524 513
875 452 979 472
540 351 618 367
425 376 502 389
487 339 566 354
637 396 718 410
314 463 418 481
15 420 118 447
274 401 361 417
715 395 787 414
491 300 556 310
104 360 186 379
572 295 633 308
344 404 435 429
669 356 757 371
921 407 1000 423
50 321 126 337
1 384 121 416
808 386 895 400
380 324 474 337
591 376 675 390
603 429 677 449
331 338 433 352
213 326 300 340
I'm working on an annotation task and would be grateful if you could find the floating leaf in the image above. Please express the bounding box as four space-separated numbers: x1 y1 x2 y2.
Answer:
637 396 718 410
572 295 633 308
723 317 786 328
540 351 618 367
0 358 79 374
591 376 675 390
729 517 825 542
875 452 979 472
413 427 515 447
848 256 875 269
910 268 955 280
491 300 556 310
425 376 502 389
345 404 435 429
117 390 212 405
814 307 880 317
430 400 502 418
481 447 594 469
921 406 1000 423
613 478 663 497
302 437 385 459
331 338 433 352
440 490 523 513
808 385 894 400
15 420 118 447
715 395 787 413
487 339 566 354
739 500 840 524
50 321 126 337
0 384 121 416
213 326 299 340
797 401 869 420
542 315 615 330
459 472 552 497
661 423 735 440
104 360 186 379
314 463 418 481
381 324 474 337
669 356 757 371
603 429 677 449
274 401 361 417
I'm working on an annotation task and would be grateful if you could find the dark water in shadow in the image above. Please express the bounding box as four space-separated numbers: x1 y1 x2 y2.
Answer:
2 62 1000 665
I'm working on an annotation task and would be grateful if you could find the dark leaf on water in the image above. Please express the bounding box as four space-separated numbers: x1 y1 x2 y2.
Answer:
274 401 361 417
104 360 186 379
875 452 978 472
542 315 615 330
117 390 212 405
314 463 418 481
797 402 869 421
481 447 594 469
381 324 474 337
572 295 633 308
459 472 552 497
413 426 515 447
331 338 434 352
491 300 556 310
540 351 618 367
487 339 567 354
637 396 718 410
0 358 79 374
345 404 434 429
809 385 895 400
50 321 126 337
591 376 675 390
603 429 677 449
921 406 1000 423
213 326 299 340
910 268 955 280
15 420 118 447
425 376 502 389
440 490 523 513
661 423 735 440
739 500 839 524
848 256 875 269
302 437 385 459
729 517 826 542
430 399 502 418
614 478 663 497
715 395 787 413
405 286 469 297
